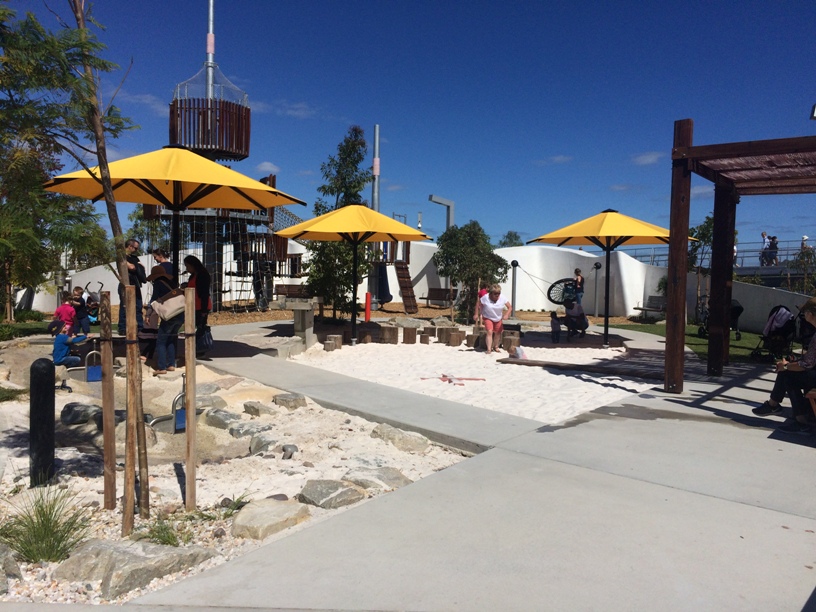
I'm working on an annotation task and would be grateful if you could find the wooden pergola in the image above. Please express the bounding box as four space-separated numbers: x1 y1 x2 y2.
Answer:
665 118 816 393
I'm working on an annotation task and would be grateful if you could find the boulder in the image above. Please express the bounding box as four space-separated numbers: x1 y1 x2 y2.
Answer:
431 317 456 327
296 479 366 509
371 423 430 454
391 317 425 329
231 499 311 540
274 393 307 411
54 539 215 599
342 467 413 491
249 431 278 454
60 402 102 425
228 421 274 439
205 408 242 430
243 401 278 417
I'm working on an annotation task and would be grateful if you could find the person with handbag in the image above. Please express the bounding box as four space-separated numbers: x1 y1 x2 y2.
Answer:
147 265 183 376
182 255 213 358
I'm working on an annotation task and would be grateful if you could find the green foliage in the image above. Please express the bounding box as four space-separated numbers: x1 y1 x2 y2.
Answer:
687 214 714 274
134 515 192 547
497 230 523 248
0 325 14 341
656 276 668 296
0 321 48 337
306 126 375 319
0 387 26 402
13 309 43 322
0 485 90 562
785 247 816 295
433 220 509 320
611 323 761 363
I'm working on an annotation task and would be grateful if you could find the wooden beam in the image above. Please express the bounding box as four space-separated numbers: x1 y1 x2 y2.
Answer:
665 119 693 394
673 135 816 161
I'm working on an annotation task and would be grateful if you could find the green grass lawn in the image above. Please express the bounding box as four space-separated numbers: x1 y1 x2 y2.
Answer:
611 323 763 362
0 321 49 341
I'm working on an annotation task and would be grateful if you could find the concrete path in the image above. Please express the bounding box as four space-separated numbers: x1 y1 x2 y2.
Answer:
4 321 816 610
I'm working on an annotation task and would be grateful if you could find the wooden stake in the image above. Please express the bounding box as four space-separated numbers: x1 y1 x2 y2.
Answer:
122 285 137 536
184 288 197 511
99 292 116 510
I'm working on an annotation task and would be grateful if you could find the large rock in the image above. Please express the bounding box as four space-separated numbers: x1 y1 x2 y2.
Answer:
231 499 311 540
274 393 307 411
196 395 227 411
243 401 278 417
370 423 430 454
54 539 215 599
0 543 21 595
391 317 425 329
114 421 157 447
228 421 274 439
342 467 413 491
205 408 242 430
296 480 366 509
431 316 457 327
249 431 278 454
60 402 102 425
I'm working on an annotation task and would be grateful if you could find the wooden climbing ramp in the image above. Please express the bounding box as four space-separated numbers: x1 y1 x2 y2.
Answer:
394 262 418 314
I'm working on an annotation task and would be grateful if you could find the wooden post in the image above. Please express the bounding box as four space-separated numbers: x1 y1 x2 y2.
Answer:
122 286 137 535
184 288 197 511
380 326 399 344
665 119 694 394
403 327 417 344
708 184 738 375
422 326 436 337
420 334 430 344
327 334 343 349
99 292 116 510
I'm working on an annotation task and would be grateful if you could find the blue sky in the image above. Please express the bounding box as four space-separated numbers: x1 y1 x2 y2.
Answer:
13 0 816 251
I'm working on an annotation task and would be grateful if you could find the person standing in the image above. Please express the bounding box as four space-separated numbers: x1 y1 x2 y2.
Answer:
573 268 585 305
117 238 146 335
147 264 182 375
54 291 76 335
474 284 511 354
152 248 174 278
550 311 562 344
183 255 212 357
760 231 770 266
70 286 90 335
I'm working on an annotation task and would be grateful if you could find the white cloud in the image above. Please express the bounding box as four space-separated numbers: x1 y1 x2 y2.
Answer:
610 184 633 192
255 100 318 119
256 161 280 174
690 185 714 199
115 91 168 117
632 152 663 166
386 184 405 192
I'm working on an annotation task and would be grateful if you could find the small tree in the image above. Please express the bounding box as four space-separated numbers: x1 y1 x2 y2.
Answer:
433 220 509 322
497 230 523 248
305 126 374 320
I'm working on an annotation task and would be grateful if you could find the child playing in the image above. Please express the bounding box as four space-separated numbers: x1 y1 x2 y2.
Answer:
48 320 90 368
70 286 91 335
550 311 562 343
53 291 76 335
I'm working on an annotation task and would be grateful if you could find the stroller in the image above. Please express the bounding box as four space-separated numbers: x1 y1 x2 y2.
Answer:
697 298 743 341
750 305 796 361
84 282 103 326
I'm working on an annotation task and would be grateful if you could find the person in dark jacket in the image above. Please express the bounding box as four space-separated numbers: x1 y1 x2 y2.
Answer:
117 238 147 335
182 255 212 357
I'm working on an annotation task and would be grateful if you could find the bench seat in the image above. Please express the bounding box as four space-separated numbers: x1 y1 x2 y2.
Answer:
419 287 458 307
633 295 667 319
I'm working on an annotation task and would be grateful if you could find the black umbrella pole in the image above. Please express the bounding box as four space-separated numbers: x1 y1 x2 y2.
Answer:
603 249 611 347
351 244 359 344
171 212 180 285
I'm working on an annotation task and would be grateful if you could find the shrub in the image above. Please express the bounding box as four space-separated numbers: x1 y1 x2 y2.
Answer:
0 325 14 341
14 310 44 322
0 485 90 562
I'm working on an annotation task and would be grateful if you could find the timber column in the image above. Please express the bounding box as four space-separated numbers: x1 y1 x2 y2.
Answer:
666 119 693 393
707 184 739 375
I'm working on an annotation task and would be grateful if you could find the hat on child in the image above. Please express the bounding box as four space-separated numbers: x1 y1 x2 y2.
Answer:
803 236 809 241
47 320 65 336
146 265 172 282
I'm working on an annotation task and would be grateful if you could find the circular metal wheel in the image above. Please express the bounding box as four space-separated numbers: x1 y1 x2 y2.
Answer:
547 278 578 305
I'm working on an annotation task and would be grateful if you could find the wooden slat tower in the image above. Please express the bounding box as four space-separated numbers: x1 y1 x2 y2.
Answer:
394 262 418 314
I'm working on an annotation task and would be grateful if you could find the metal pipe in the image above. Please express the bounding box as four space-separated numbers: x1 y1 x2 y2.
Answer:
510 260 518 318
205 0 215 100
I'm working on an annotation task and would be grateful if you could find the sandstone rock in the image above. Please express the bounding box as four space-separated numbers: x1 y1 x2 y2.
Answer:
370 423 430 453
392 317 425 329
296 479 366 509
274 393 307 410
60 402 102 425
431 316 457 327
205 408 242 429
243 400 278 417
231 499 311 540
114 421 157 447
54 539 215 599
196 395 227 411
249 431 278 454
342 467 413 491
93 409 126 432
0 543 22 593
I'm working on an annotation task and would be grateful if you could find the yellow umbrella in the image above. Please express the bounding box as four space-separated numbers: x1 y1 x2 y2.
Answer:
277 204 429 342
44 145 306 280
527 208 678 345
44 145 306 210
